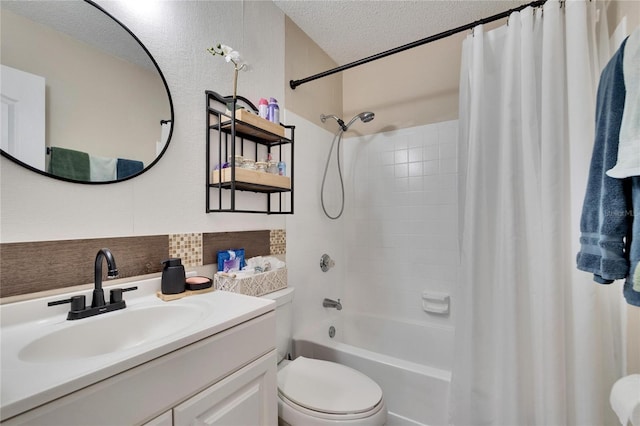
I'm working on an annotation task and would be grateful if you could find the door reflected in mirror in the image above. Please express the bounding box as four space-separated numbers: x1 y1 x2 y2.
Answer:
0 0 173 183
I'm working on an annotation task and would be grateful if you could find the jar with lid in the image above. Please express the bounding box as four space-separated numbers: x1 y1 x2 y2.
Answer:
255 162 268 173
267 161 279 174
228 155 243 168
240 158 256 170
266 153 278 174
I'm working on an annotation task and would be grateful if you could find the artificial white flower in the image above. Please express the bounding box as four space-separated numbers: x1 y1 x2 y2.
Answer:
207 42 249 99
208 43 245 69
226 50 241 64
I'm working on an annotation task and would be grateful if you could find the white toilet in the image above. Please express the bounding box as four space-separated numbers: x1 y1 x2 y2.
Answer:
263 287 387 426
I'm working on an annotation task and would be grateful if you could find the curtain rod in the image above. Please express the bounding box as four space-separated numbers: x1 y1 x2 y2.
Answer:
289 0 547 90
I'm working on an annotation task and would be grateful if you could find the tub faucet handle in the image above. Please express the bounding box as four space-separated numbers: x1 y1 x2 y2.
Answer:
320 254 335 272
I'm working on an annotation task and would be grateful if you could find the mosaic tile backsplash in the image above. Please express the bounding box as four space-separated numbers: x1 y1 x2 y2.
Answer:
169 233 203 267
270 229 286 255
170 230 286 266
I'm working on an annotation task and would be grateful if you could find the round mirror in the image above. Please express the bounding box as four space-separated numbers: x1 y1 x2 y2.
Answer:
0 0 173 184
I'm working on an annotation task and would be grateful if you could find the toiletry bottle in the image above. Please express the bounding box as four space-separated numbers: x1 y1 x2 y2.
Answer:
267 98 280 124
258 98 268 119
161 258 186 294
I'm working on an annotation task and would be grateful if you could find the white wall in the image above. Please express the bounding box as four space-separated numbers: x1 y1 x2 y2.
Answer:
283 111 346 336
0 1 287 243
343 120 459 328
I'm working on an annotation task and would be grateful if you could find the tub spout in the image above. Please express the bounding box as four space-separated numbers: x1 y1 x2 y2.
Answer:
323 298 342 310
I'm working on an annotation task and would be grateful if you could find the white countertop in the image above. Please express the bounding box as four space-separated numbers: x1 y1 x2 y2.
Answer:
0 277 274 421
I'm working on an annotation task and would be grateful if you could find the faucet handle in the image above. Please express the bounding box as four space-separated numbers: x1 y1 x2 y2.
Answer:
47 297 73 307
109 288 123 304
47 295 85 311
70 295 86 311
110 286 138 303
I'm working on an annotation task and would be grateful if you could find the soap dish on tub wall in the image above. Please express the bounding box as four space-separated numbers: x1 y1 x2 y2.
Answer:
422 291 450 315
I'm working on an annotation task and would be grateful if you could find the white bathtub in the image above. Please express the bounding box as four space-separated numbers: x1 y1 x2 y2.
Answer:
293 312 453 426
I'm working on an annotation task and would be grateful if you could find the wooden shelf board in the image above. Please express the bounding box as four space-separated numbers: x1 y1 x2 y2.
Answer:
211 168 291 193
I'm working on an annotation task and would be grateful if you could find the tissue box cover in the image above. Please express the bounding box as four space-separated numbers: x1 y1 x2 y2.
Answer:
214 268 287 297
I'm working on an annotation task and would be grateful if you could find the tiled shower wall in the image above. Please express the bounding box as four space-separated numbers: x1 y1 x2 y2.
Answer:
343 120 459 327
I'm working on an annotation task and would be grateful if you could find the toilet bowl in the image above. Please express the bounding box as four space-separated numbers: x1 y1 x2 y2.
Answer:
277 356 386 426
263 288 387 426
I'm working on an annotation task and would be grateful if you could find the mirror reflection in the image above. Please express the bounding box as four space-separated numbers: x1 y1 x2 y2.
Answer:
0 0 173 183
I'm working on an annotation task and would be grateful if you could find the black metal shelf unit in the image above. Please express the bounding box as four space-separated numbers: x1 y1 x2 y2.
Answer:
206 90 294 214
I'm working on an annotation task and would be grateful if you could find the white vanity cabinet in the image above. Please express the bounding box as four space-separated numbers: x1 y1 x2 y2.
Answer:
171 351 276 425
144 411 173 426
2 312 277 426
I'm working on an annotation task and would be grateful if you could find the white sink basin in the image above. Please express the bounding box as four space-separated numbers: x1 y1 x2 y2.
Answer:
18 304 204 363
1 276 275 422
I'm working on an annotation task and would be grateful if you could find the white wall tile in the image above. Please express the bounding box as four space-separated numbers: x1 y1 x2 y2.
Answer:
395 163 409 178
395 149 408 164
424 160 439 176
344 121 460 328
440 157 458 174
394 137 409 150
408 147 423 163
424 145 440 161
288 119 460 334
439 143 457 159
408 162 423 177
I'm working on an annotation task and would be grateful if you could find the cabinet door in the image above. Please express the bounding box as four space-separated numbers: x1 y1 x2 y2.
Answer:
173 351 277 426
1 65 45 171
143 410 172 426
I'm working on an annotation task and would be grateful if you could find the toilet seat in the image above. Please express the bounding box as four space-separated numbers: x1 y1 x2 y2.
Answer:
277 357 383 416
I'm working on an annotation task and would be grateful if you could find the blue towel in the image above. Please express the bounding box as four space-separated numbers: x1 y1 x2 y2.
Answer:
116 158 144 180
576 39 632 285
623 176 640 306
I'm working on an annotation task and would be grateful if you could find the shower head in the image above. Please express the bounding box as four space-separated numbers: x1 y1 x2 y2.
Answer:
346 111 375 128
320 111 375 132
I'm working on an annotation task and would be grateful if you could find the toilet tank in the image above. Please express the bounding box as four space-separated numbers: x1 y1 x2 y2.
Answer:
262 287 294 363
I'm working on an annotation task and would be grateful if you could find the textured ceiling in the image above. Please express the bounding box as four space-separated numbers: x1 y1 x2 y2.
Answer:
273 0 530 65
5 1 531 75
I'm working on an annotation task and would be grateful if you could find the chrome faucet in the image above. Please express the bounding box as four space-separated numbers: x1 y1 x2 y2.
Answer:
92 248 119 308
323 298 342 310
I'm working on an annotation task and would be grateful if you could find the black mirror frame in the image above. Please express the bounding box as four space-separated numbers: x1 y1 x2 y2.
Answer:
0 0 174 185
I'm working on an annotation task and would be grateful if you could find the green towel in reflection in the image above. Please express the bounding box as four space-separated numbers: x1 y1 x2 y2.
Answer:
48 147 90 181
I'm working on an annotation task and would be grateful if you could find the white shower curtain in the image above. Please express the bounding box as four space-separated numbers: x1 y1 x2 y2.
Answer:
451 1 625 425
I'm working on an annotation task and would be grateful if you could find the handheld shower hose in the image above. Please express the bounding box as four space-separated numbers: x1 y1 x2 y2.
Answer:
320 112 375 219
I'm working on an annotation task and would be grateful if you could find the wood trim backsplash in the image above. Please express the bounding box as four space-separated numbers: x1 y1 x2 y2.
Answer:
0 236 168 298
0 230 284 299
202 231 271 265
